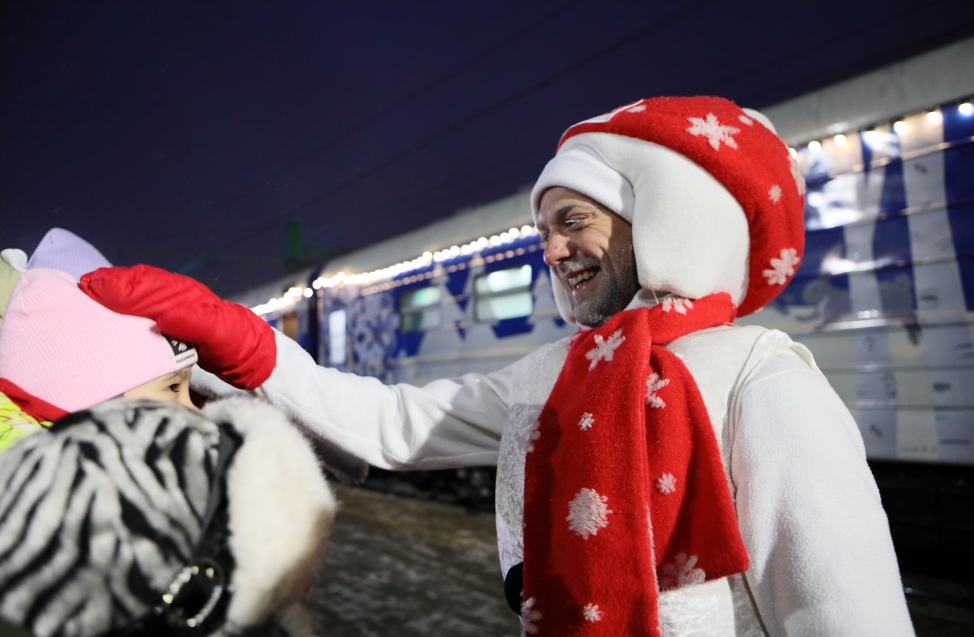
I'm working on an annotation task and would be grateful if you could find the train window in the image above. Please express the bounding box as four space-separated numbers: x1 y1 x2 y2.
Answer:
400 286 441 311
328 309 347 365
475 265 532 294
400 286 442 333
474 265 533 322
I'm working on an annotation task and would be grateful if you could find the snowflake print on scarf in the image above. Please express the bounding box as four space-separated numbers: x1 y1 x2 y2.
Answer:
584 329 625 370
768 184 782 203
578 412 595 431
763 248 801 285
657 473 677 495
660 553 706 591
567 488 612 538
522 295 749 636
521 597 541 635
525 419 541 453
582 603 603 622
686 113 740 151
646 373 670 408
661 297 694 314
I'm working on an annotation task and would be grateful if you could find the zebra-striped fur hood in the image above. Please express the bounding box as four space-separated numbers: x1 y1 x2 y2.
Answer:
0 396 337 637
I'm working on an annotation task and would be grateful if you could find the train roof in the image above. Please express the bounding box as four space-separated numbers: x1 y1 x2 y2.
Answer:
233 36 974 312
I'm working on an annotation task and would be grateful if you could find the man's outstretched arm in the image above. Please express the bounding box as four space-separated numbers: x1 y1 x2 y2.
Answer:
251 329 514 470
82 264 513 470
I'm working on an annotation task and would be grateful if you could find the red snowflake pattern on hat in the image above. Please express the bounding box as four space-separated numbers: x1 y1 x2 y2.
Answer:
686 113 740 150
558 96 806 316
763 248 801 286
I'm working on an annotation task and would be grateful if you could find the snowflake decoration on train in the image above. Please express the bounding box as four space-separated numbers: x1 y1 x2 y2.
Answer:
348 291 399 380
585 329 625 370
567 488 612 539
686 113 740 150
763 248 801 285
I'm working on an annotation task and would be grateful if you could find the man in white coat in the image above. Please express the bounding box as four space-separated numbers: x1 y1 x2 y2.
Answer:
83 96 915 636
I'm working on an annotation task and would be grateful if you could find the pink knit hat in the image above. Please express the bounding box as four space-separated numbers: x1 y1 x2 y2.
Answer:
0 268 198 414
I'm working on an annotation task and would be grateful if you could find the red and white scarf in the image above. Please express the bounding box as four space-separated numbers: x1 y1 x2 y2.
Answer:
522 292 749 636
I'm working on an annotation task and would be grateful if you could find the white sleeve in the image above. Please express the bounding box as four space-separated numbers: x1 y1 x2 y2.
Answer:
251 330 517 471
730 351 914 637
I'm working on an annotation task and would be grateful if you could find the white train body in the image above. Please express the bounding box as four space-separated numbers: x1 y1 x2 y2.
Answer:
237 39 974 468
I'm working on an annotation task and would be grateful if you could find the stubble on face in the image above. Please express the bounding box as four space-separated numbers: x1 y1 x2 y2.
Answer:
560 237 638 327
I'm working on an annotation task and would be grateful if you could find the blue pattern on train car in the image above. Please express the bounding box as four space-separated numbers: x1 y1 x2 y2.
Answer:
775 226 850 329
350 290 399 379
873 132 916 315
942 103 974 310
446 266 471 312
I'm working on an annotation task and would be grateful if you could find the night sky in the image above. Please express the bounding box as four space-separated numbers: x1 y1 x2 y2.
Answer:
3 1 973 296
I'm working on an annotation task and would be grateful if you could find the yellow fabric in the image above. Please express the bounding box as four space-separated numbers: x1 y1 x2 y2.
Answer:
0 391 50 453
0 253 24 328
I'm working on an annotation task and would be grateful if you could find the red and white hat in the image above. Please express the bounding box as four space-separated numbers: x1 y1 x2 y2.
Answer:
531 96 805 320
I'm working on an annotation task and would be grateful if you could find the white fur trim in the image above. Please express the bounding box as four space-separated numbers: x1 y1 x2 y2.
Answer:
202 398 337 630
562 133 750 307
530 145 634 221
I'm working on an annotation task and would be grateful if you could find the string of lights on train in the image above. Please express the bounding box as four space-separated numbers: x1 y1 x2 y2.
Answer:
785 98 973 158
251 224 540 316
251 97 973 317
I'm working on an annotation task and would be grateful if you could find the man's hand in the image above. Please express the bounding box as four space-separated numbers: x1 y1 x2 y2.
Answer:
80 265 276 390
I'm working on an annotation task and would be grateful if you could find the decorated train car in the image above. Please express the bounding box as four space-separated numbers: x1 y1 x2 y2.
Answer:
236 39 974 573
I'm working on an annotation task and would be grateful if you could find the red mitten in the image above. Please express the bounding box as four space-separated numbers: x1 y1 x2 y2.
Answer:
80 265 277 390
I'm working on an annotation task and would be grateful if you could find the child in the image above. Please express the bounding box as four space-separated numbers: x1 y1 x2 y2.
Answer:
0 265 339 636
0 267 199 451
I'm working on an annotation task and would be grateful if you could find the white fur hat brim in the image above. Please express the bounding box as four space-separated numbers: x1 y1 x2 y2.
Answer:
566 133 751 307
531 145 635 221
529 133 750 325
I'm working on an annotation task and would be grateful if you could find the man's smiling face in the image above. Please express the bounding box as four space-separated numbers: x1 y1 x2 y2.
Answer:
536 187 640 327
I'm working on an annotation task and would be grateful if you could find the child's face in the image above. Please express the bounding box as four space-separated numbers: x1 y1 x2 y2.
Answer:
122 367 194 408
